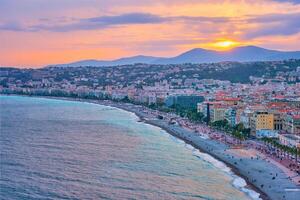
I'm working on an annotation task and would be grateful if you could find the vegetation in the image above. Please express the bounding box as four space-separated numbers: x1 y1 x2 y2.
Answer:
169 105 204 122
1 60 299 89
210 120 250 141
262 137 299 162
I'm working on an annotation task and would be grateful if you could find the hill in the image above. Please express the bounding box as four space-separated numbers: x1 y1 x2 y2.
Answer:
48 46 300 67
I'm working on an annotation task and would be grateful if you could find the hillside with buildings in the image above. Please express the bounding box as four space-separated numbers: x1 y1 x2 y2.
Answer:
1 59 300 149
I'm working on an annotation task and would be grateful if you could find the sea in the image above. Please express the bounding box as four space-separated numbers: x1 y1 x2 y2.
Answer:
0 95 260 200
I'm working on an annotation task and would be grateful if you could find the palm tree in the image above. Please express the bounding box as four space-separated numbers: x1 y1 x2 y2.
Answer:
292 147 299 164
295 148 299 163
283 145 289 159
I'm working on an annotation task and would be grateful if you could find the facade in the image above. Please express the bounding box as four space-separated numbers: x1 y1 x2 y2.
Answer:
240 109 253 128
219 97 241 106
165 95 204 109
273 112 283 131
225 108 237 127
197 102 206 113
148 94 157 105
111 91 127 100
235 108 244 125
283 114 300 135
250 111 274 136
279 134 300 148
256 129 278 138
210 105 227 122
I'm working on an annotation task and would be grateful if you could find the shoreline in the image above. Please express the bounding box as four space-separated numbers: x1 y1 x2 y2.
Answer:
144 120 266 199
3 94 300 200
109 105 268 200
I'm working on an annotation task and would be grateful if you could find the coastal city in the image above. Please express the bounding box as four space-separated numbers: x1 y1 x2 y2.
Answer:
1 60 300 145
1 60 300 142
2 0 300 200
1 59 300 198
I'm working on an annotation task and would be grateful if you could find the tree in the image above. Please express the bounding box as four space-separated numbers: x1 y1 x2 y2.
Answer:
186 109 204 122
211 119 228 129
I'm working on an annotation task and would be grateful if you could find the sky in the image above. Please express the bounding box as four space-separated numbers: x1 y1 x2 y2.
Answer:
0 0 300 67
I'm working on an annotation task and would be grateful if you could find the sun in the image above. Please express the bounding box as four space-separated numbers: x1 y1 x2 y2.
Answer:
215 41 237 48
212 40 240 50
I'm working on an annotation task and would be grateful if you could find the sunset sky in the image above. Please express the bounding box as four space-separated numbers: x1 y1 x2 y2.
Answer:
0 0 300 67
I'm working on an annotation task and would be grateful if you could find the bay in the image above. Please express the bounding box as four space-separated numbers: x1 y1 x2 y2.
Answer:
0 95 252 200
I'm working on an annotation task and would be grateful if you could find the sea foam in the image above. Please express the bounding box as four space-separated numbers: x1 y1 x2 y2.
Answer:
143 118 262 200
192 150 231 173
185 142 262 200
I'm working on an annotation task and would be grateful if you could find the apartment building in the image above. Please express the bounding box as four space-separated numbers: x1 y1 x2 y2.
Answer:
250 111 274 136
210 105 227 122
283 114 300 135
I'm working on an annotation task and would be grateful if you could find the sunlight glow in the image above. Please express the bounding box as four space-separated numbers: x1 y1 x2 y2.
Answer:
212 40 239 49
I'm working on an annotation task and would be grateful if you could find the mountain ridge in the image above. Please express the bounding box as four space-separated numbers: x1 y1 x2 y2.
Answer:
48 46 300 67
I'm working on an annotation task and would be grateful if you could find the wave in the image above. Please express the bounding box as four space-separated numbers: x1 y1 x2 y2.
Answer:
192 150 232 173
168 134 185 144
194 150 262 200
199 134 209 140
181 142 262 200
185 144 195 151
109 104 262 200
232 177 261 200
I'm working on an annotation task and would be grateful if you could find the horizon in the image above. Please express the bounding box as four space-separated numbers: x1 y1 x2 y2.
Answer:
1 0 300 68
2 45 300 69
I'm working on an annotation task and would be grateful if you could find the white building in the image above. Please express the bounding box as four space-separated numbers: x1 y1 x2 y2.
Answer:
279 134 300 148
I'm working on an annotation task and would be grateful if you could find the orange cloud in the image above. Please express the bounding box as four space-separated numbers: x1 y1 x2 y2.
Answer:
0 0 299 67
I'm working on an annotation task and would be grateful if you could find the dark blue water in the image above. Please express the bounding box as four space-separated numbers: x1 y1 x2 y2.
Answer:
0 96 254 199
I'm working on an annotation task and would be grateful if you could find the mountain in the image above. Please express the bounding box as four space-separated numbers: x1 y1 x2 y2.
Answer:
153 48 223 64
154 46 300 64
48 55 161 67
221 46 300 62
48 46 300 67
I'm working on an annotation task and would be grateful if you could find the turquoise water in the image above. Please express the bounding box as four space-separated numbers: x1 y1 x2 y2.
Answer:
0 95 252 199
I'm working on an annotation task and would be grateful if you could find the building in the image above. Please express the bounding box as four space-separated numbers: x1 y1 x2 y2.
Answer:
111 90 127 100
165 95 204 109
273 112 283 131
250 111 274 136
210 105 227 122
283 114 300 135
256 129 278 138
240 108 253 128
279 134 300 148
148 93 157 105
217 97 241 106
225 108 237 127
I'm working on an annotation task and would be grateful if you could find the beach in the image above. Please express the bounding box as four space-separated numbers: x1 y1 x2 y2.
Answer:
5 95 300 200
